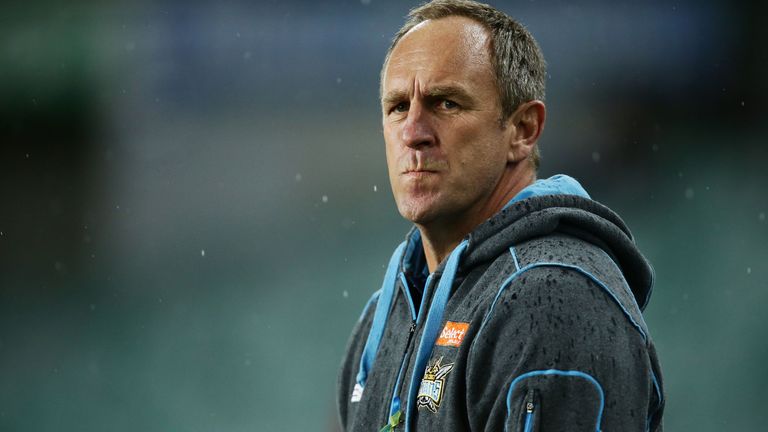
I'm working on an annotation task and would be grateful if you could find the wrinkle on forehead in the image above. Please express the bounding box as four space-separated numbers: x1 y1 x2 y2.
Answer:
383 16 494 93
401 17 490 58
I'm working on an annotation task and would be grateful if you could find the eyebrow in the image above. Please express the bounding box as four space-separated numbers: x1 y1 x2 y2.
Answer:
423 85 472 101
381 90 408 107
381 85 473 107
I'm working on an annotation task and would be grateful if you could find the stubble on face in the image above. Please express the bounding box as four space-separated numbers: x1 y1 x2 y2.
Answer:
381 17 511 229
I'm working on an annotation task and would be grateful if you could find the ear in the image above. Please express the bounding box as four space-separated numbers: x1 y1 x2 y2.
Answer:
504 100 546 163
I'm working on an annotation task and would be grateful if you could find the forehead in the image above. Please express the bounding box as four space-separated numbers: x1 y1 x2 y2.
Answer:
383 16 495 94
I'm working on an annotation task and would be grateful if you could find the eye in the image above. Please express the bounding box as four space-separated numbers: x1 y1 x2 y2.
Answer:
392 102 409 113
441 99 459 110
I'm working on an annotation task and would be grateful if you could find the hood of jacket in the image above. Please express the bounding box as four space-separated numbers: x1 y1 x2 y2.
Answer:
399 174 654 310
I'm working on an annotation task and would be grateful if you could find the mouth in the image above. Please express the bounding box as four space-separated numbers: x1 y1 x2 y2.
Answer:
401 168 439 178
399 155 445 178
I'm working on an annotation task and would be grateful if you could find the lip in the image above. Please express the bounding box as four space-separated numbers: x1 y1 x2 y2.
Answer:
403 169 438 173
401 169 439 179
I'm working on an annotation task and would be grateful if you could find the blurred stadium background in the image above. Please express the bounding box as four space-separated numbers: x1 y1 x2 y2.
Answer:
1 0 766 430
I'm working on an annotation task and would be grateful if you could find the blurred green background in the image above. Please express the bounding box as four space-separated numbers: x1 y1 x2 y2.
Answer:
1 1 766 430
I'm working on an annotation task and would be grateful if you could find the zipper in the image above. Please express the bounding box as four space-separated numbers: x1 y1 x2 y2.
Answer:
382 320 414 431
522 390 536 432
382 272 435 430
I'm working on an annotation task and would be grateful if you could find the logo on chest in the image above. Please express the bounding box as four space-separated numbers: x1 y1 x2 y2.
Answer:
417 356 454 413
436 321 470 347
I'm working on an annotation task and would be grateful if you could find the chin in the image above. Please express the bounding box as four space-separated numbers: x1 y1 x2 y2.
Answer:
396 197 443 225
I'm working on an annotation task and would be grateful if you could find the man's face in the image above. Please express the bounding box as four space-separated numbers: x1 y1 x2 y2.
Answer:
382 16 514 227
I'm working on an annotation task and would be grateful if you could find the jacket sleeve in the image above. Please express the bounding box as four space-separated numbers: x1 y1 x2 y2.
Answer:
336 294 377 431
465 266 662 432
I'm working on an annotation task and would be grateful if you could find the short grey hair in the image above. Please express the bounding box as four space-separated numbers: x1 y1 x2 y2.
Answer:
381 0 547 168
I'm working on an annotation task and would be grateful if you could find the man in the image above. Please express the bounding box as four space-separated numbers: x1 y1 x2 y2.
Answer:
337 1 664 431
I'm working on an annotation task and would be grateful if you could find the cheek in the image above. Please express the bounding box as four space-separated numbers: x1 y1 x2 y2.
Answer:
383 123 400 152
452 135 507 187
383 134 403 195
384 139 397 175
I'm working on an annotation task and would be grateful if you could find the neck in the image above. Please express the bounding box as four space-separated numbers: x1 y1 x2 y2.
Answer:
418 165 535 272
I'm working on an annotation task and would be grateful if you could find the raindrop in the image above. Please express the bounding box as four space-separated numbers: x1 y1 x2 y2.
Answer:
243 51 252 60
741 101 745 107
759 212 765 222
361 0 371 4
373 185 378 192
684 188 694 199
295 173 302 182
336 77 342 84
651 144 659 152
322 195 328 203
342 290 349 298
591 152 600 163
747 267 752 274
201 249 206 257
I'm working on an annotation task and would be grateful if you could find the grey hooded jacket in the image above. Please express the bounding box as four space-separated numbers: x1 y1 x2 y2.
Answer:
337 175 664 432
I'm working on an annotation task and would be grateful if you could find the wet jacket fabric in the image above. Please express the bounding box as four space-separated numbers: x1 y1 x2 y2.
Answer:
337 175 664 432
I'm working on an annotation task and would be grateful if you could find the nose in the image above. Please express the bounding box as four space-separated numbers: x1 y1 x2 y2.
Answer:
400 101 436 149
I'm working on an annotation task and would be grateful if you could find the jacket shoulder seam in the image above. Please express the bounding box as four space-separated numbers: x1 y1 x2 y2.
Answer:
473 247 648 350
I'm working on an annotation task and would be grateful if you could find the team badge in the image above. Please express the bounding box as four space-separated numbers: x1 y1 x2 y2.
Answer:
416 356 454 413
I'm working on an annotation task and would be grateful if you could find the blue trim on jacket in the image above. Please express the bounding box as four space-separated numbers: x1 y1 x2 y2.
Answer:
504 369 605 432
404 240 469 432
356 242 406 387
474 247 648 345
503 174 590 210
